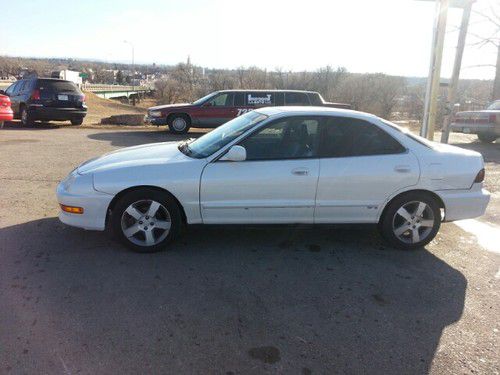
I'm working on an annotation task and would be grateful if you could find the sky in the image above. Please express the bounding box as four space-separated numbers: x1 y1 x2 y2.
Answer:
0 0 498 80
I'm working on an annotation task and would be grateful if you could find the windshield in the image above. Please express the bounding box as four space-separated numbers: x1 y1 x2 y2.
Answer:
192 92 219 105
380 119 435 149
179 111 268 158
487 101 500 110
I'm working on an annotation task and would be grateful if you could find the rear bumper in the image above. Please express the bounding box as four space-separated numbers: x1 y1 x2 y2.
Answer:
29 105 87 121
437 186 490 222
0 111 13 122
450 123 500 135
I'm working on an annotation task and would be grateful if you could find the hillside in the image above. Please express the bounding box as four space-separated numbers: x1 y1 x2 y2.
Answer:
83 92 146 125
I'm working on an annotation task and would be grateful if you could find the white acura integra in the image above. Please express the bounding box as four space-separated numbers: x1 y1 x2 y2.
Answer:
57 107 490 252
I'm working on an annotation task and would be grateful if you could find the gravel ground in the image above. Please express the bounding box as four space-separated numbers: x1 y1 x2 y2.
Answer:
0 122 498 374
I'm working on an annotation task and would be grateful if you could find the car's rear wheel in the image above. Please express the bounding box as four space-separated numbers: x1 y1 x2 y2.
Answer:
168 114 190 134
379 192 441 250
111 189 182 253
71 118 83 126
478 134 497 143
20 106 34 126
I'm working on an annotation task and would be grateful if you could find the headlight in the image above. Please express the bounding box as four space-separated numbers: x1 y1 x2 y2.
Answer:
149 110 163 118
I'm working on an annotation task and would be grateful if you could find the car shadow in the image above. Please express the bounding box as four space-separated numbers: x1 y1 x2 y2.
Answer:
87 129 208 147
0 217 466 374
0 120 64 130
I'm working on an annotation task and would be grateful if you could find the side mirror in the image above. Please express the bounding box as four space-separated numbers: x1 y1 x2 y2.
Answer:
203 102 213 107
0 90 5 95
220 145 246 162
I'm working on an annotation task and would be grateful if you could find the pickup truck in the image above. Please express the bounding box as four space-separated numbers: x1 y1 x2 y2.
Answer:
451 100 500 143
145 89 350 134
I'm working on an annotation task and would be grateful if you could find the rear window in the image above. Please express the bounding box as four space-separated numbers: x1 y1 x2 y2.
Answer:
285 92 310 106
36 80 79 93
308 93 323 105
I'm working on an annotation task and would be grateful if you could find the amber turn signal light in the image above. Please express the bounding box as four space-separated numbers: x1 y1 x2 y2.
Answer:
60 204 84 214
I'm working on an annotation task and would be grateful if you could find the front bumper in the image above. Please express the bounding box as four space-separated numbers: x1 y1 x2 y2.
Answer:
29 105 87 121
56 175 113 231
144 115 167 125
437 185 490 222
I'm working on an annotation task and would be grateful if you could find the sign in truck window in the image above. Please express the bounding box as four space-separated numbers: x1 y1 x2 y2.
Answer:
247 93 274 106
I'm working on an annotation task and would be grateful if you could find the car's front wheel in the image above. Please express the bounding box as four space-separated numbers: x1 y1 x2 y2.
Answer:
168 114 191 134
111 188 182 252
478 133 497 143
379 192 441 250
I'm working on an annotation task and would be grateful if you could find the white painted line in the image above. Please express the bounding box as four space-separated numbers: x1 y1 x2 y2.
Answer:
454 219 500 254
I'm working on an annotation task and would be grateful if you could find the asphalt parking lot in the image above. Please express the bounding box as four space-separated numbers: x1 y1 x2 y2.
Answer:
0 122 499 374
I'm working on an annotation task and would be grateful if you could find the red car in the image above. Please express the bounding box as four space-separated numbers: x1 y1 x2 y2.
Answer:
145 90 350 134
0 94 14 124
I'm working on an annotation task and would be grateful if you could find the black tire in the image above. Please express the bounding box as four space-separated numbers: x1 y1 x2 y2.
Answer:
20 106 34 126
111 188 182 253
71 118 84 126
478 134 497 143
168 114 191 134
379 192 441 250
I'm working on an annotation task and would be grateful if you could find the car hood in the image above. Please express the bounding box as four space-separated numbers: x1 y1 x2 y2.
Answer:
148 103 193 111
77 142 187 174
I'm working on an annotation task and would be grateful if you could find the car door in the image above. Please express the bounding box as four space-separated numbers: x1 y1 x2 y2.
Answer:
314 116 419 223
200 116 321 224
195 92 237 127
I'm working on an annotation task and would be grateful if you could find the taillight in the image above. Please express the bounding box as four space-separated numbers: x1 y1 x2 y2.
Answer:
489 114 497 123
31 89 40 100
474 168 485 183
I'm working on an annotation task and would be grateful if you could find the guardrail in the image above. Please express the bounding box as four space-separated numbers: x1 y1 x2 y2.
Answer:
82 83 151 92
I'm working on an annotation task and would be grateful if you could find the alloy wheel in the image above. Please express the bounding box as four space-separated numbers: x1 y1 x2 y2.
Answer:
120 199 172 247
392 201 435 244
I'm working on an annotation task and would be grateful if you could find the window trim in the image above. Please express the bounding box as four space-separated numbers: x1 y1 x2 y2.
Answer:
318 116 408 159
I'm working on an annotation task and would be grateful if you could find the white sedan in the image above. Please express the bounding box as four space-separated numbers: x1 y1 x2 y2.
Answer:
57 107 490 252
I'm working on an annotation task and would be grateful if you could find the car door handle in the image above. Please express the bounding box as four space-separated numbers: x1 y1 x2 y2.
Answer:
394 165 411 173
292 168 309 176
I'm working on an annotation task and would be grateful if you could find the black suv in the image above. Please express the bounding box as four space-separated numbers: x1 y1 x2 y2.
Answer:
0 78 87 125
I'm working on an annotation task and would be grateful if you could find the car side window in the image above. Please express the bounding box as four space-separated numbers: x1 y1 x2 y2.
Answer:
285 92 310 106
234 92 244 106
246 92 274 107
17 81 27 94
239 116 320 160
208 93 233 107
5 82 17 96
321 117 406 157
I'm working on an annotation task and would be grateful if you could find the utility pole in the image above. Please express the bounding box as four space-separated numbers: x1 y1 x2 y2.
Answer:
124 40 135 105
440 0 473 143
421 0 449 140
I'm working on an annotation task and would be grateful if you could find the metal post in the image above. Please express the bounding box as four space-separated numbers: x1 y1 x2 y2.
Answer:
124 40 135 105
440 1 473 143
421 0 449 140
